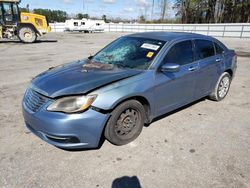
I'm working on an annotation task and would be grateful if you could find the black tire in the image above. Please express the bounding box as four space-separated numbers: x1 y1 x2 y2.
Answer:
209 72 231 101
18 26 37 43
104 100 145 146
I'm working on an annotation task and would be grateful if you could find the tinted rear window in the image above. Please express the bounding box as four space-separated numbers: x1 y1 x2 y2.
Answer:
214 42 224 54
164 40 193 65
195 40 215 59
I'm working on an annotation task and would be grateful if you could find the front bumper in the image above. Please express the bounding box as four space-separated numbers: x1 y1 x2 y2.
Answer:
22 99 110 149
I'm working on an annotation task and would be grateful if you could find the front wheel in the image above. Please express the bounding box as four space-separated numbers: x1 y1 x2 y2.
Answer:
104 100 145 146
18 26 37 43
209 72 231 101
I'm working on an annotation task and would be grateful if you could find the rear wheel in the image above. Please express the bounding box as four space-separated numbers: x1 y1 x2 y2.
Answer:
18 26 37 43
209 72 231 101
104 100 145 146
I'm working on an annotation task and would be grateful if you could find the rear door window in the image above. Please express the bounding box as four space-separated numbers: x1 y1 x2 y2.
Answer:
214 42 224 54
195 39 215 59
164 40 194 66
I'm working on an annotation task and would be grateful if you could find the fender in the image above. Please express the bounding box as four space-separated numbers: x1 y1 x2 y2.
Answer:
17 23 41 36
90 71 156 121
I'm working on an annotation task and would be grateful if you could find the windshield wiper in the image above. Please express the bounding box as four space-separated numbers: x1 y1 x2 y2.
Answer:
114 63 133 69
88 55 93 60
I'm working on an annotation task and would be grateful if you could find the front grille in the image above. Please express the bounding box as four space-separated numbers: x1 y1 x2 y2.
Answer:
24 89 48 112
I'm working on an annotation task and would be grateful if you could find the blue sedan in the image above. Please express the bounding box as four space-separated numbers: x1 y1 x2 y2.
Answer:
22 32 237 149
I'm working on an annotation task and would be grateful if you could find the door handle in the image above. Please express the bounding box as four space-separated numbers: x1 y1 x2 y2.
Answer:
216 58 221 62
188 66 198 71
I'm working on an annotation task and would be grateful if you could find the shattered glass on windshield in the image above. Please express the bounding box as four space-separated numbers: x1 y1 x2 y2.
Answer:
89 37 165 70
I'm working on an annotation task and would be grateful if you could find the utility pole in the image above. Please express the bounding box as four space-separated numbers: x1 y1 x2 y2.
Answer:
161 0 167 21
26 4 29 12
83 0 85 14
151 0 155 21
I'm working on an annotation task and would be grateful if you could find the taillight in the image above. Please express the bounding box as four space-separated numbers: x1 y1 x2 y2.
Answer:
233 53 237 66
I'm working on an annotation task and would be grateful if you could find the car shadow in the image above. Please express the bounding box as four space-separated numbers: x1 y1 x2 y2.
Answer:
145 97 207 127
236 51 250 58
0 39 58 43
112 176 141 188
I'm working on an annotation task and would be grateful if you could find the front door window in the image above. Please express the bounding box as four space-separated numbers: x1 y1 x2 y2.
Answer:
164 40 194 65
3 3 13 22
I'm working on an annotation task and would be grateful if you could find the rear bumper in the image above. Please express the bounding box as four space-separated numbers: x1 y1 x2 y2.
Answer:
22 100 110 149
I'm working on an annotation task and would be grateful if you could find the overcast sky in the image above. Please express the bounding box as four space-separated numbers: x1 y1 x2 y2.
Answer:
20 0 176 19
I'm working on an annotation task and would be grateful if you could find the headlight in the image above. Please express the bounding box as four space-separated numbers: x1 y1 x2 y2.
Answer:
47 95 97 113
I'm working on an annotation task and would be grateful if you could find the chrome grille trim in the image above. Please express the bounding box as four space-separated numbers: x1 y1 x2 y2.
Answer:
24 89 48 112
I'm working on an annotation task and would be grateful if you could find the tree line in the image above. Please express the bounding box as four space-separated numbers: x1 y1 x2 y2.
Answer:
33 9 67 22
20 8 67 22
19 8 107 23
174 0 250 23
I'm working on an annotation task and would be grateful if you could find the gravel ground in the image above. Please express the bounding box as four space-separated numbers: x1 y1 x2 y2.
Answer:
0 32 250 188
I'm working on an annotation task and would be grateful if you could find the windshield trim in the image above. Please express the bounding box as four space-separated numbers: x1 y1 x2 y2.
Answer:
147 41 169 70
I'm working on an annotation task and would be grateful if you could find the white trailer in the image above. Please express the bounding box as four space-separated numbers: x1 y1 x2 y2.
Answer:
65 19 105 33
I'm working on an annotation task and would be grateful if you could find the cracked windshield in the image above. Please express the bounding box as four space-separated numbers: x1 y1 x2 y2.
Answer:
90 37 165 70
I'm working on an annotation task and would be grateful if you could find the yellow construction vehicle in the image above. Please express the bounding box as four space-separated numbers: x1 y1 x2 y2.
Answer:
0 0 51 43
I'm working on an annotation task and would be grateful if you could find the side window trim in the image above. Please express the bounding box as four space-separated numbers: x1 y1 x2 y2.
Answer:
213 42 216 55
193 39 199 61
191 39 198 62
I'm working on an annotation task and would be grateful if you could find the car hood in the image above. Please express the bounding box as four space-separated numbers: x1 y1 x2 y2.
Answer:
31 60 143 98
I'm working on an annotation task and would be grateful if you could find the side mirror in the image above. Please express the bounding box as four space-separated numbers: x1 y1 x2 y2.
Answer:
160 63 180 73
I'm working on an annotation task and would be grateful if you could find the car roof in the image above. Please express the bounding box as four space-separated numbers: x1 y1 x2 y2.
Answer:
127 32 213 42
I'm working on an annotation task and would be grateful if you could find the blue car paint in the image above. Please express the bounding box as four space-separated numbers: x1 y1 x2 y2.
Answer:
31 60 143 98
23 100 110 148
22 32 237 149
